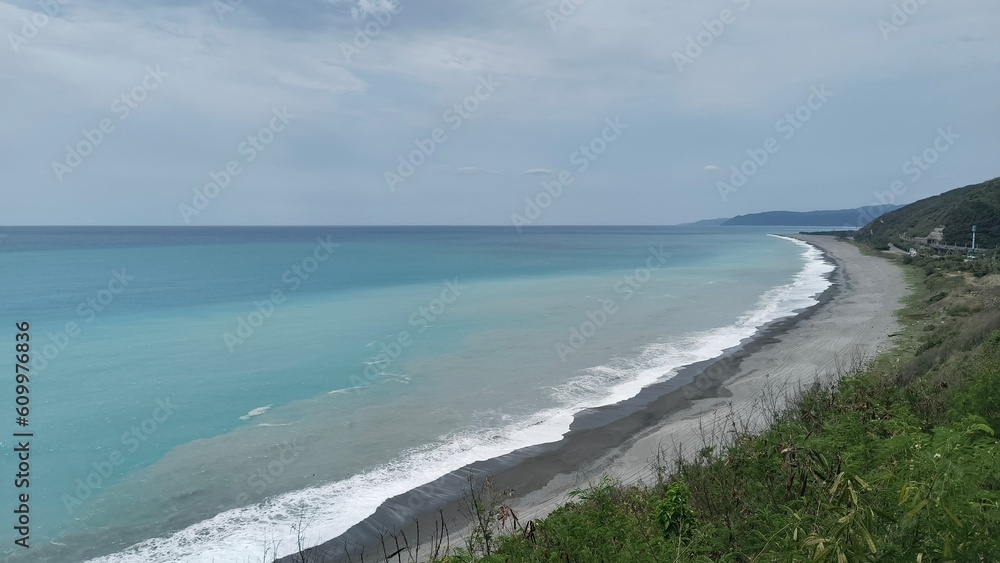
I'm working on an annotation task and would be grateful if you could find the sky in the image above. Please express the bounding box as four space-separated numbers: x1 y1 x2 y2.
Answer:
2 0 998 226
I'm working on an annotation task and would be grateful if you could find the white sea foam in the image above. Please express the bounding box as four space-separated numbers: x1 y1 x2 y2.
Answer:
327 386 365 395
238 405 272 421
88 236 833 563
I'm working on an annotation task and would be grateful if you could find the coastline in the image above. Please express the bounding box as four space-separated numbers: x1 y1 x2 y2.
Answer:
283 235 908 563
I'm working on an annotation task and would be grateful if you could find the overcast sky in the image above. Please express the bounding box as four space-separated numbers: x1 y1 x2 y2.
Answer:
2 0 998 226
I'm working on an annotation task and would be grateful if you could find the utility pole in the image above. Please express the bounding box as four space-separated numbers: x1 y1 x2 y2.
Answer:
972 225 977 257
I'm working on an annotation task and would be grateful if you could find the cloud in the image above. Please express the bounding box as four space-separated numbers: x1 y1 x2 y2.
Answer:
3 0 999 226
455 166 499 175
327 0 400 18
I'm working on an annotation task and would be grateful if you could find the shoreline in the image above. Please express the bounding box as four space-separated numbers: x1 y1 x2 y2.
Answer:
283 235 907 563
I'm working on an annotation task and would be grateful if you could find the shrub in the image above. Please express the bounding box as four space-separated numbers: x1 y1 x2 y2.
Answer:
657 482 695 539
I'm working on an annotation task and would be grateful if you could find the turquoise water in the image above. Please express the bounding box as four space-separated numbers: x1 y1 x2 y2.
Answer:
0 227 831 562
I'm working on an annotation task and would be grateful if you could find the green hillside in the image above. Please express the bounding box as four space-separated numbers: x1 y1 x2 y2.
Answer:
722 205 899 227
856 177 1000 249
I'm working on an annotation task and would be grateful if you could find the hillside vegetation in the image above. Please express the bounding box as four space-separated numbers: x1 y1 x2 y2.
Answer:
722 205 899 227
856 177 1000 249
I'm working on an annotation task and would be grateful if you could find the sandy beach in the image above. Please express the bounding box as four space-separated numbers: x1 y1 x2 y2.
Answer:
288 235 909 562
505 235 908 522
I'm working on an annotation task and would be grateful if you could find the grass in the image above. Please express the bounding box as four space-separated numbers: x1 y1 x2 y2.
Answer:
454 360 1000 562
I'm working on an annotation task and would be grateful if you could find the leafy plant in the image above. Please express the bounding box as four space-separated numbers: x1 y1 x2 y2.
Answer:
656 482 695 539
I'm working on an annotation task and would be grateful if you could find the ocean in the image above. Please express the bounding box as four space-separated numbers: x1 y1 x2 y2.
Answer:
0 226 833 562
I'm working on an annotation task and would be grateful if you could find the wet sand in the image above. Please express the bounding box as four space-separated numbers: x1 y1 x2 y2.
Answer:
283 235 908 562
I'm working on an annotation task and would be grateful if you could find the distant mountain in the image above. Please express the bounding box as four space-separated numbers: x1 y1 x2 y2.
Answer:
682 217 730 226
722 205 901 227
856 177 1000 249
